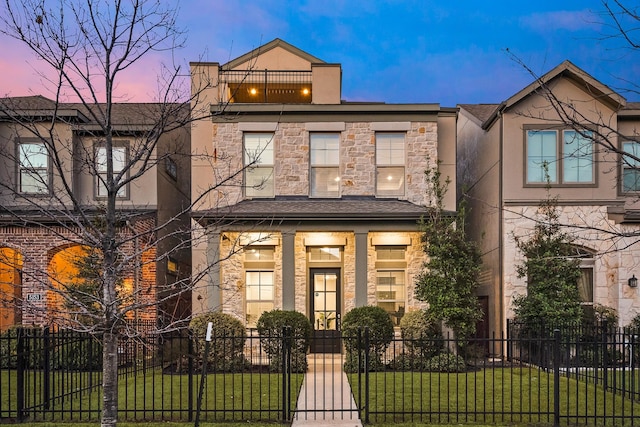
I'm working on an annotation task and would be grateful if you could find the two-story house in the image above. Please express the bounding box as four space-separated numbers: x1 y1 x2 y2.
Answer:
190 39 457 351
0 96 191 329
458 60 640 337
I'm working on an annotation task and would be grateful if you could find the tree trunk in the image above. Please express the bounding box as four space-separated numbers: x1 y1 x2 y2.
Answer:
101 332 118 427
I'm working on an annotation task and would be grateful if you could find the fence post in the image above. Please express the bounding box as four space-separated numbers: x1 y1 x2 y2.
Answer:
16 328 25 421
188 336 194 422
506 319 511 362
281 326 291 421
357 328 362 417
43 327 50 410
602 320 609 391
194 322 213 427
364 326 370 425
553 329 561 427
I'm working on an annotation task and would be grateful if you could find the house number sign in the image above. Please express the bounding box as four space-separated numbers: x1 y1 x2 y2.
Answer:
26 293 43 302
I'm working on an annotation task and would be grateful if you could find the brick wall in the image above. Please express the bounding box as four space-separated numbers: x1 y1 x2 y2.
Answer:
0 216 159 327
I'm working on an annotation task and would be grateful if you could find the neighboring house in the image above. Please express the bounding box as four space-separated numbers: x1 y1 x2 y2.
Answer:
190 39 457 352
0 96 191 329
458 60 640 339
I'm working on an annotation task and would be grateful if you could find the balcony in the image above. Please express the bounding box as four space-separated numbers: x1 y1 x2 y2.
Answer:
220 69 312 104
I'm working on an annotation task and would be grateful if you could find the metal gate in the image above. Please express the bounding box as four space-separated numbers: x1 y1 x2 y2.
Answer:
290 337 363 425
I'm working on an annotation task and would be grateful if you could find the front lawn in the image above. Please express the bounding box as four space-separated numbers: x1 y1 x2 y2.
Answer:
350 366 640 426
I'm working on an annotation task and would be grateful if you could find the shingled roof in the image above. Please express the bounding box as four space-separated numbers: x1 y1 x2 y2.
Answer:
192 196 441 224
459 104 499 123
0 95 187 129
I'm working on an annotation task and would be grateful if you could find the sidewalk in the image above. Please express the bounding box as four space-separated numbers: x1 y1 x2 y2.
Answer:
291 353 363 426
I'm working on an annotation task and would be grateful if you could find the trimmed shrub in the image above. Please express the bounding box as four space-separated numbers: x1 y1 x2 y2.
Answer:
341 306 394 373
0 327 44 369
629 313 640 331
425 352 466 372
50 334 102 371
400 309 442 359
189 312 249 372
388 353 429 371
256 310 311 373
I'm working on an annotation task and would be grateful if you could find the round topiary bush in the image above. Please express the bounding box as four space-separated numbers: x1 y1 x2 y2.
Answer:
425 352 466 372
189 312 248 372
400 309 442 359
341 305 394 372
256 310 311 373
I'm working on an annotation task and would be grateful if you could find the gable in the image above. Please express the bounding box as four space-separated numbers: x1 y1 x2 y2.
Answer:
504 60 625 112
223 38 325 71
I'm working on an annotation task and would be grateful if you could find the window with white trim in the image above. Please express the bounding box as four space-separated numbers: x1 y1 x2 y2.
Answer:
526 129 593 184
376 133 405 196
18 142 49 194
244 133 274 198
310 133 340 197
375 246 406 325
245 247 275 327
96 145 127 198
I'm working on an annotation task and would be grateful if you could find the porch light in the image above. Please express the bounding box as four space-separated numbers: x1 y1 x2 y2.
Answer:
629 274 638 288
249 88 257 95
302 88 310 95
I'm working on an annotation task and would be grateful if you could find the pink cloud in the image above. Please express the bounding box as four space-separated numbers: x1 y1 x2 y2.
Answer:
0 36 188 103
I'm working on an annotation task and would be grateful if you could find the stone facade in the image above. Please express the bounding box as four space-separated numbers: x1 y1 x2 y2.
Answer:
210 121 437 208
503 205 639 326
216 230 428 327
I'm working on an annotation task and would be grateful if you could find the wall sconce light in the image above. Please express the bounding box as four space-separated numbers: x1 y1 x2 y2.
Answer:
629 274 638 288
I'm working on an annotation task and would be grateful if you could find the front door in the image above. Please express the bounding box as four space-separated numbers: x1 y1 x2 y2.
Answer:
310 268 340 353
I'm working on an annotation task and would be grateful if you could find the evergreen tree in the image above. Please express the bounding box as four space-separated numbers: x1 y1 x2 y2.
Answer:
512 194 583 329
415 166 483 344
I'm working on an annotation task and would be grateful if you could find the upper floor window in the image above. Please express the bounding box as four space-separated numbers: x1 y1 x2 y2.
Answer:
165 157 177 181
310 133 340 197
526 129 594 185
18 142 49 194
376 133 405 196
244 133 274 198
96 145 128 198
622 141 640 192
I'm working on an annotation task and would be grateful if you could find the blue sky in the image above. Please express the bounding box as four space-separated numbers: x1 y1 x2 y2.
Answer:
2 0 638 106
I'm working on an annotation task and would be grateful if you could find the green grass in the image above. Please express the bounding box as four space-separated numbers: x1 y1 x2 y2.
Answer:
0 368 303 423
5 366 640 425
350 367 640 426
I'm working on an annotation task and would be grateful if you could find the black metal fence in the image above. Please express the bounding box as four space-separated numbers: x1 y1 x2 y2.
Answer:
1 323 640 426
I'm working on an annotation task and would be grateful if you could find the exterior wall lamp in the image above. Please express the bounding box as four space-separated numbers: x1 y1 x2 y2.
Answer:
629 274 638 288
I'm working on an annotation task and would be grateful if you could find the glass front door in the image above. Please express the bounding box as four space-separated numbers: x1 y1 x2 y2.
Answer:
310 268 341 353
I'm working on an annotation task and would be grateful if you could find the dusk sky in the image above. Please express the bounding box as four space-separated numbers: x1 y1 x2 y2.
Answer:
1 0 638 107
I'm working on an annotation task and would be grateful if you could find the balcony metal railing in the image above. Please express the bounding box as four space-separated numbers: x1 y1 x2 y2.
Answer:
220 69 312 103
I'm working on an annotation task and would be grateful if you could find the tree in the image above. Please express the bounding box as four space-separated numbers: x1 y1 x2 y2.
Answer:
512 191 584 329
415 166 483 346
0 2 248 426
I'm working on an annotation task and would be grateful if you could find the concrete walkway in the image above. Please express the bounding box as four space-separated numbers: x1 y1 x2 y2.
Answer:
291 353 363 426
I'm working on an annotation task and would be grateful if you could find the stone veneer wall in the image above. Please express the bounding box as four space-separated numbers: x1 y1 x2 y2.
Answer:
218 231 283 323
366 231 428 313
294 231 356 315
211 121 438 205
217 230 428 325
0 217 158 326
503 205 640 326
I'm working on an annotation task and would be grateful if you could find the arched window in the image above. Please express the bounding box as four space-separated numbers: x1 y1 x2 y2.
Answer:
571 246 595 305
0 248 22 330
